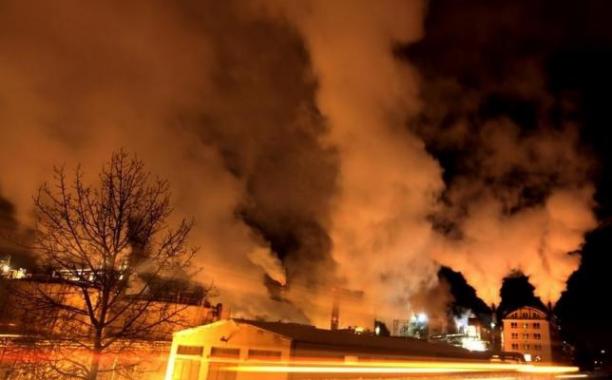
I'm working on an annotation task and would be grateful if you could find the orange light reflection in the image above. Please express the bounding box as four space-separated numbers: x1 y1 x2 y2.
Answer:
226 359 579 375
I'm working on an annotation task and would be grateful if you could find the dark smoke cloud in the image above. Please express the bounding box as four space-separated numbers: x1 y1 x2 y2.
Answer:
0 0 600 325
262 0 449 323
187 1 340 322
0 0 338 322
406 0 599 304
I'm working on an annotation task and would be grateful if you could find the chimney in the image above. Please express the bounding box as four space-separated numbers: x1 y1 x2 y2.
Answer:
490 303 499 352
330 288 339 330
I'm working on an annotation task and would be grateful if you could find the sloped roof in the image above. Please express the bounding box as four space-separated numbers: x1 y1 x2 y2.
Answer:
235 319 488 360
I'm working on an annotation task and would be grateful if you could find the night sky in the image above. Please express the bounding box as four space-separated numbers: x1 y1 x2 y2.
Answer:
0 0 611 369
408 0 612 368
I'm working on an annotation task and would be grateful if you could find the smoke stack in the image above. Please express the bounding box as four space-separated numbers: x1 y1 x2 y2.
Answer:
490 303 499 351
330 288 339 330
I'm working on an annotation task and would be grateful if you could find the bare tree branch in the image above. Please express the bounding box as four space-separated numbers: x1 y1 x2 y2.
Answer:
21 150 208 380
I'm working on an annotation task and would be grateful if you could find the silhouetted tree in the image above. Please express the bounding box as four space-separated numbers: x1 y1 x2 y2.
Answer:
497 271 545 319
24 151 203 379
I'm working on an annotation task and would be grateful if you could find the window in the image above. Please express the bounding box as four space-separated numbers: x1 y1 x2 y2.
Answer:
533 322 541 329
534 333 542 340
210 347 240 359
523 323 529 328
177 345 204 356
522 312 528 318
510 322 518 328
523 344 530 350
522 333 529 339
511 343 519 350
511 333 518 339
534 344 542 351
247 349 282 361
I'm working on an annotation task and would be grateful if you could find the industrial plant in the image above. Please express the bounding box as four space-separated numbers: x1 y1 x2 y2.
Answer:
165 317 577 380
1 0 611 377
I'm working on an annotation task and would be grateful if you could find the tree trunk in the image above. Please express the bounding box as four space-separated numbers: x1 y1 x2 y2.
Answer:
88 351 101 380
88 334 103 380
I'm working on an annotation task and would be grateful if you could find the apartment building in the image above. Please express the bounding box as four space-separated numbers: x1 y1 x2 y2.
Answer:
501 306 552 362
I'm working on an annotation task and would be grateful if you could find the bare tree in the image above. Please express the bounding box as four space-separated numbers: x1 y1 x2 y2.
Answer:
25 151 202 379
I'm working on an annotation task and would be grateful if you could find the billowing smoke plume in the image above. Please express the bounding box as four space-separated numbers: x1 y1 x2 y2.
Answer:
0 0 598 324
247 248 286 286
0 0 333 322
264 0 445 321
429 122 596 304
407 0 599 306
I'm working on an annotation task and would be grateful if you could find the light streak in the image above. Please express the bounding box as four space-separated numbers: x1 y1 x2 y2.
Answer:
516 365 581 374
230 365 478 374
224 359 580 375
555 375 588 379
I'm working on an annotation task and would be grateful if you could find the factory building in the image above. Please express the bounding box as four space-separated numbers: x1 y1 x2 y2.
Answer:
166 319 494 380
501 306 553 362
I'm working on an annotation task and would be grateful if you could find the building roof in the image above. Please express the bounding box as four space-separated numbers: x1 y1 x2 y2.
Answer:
502 305 549 319
235 319 488 360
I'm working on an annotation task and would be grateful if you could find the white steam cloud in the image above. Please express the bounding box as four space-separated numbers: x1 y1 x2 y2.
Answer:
0 0 597 325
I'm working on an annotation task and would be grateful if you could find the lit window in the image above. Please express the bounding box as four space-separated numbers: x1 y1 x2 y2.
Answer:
176 345 204 356
522 333 529 339
247 349 282 361
210 347 240 359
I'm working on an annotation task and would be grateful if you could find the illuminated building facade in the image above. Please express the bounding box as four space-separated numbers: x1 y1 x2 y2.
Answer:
429 313 491 352
0 278 223 339
166 319 493 380
501 306 552 362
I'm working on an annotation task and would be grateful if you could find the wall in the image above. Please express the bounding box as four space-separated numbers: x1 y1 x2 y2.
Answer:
166 320 291 380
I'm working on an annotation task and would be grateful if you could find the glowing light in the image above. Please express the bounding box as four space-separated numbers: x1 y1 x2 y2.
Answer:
517 365 581 374
416 312 428 323
461 336 487 352
1 264 9 273
230 365 477 374
224 359 579 376
555 374 588 379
